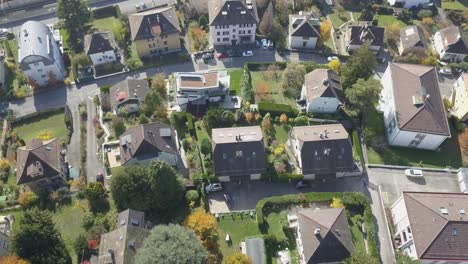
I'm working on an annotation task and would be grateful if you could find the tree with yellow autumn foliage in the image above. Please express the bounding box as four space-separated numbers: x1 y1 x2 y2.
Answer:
328 59 341 73
0 254 31 264
184 210 218 246
223 252 253 264
330 197 345 208
279 113 288 124
37 129 53 141
320 21 332 42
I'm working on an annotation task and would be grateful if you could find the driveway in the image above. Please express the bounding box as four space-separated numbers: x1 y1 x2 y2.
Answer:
207 177 364 213
367 167 460 206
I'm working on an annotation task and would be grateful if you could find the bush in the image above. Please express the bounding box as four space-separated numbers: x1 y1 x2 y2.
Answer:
92 5 119 19
18 191 39 209
258 102 298 118
246 62 287 71
100 85 111 93
451 116 464 133
185 190 199 202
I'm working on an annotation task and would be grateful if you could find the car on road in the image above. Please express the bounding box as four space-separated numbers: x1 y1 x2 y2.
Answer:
242 51 254 57
202 53 214 63
217 52 228 59
296 180 309 189
439 68 452 74
327 56 339 62
206 183 223 193
405 168 423 178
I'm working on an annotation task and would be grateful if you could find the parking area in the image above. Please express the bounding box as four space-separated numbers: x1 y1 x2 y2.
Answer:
207 177 364 213
367 167 461 206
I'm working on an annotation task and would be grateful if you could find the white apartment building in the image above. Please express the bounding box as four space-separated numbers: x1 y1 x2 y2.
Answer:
451 73 468 121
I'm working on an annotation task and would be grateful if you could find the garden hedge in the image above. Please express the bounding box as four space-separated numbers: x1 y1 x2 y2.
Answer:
92 5 120 19
258 102 299 118
256 192 379 259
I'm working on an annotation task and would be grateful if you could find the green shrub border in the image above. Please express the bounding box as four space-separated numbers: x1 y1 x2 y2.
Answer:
258 102 299 118
255 192 379 259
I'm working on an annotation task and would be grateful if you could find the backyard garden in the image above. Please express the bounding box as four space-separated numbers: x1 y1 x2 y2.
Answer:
13 109 69 143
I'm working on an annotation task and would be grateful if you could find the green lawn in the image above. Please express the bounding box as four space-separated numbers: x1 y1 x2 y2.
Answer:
442 0 468 10
364 110 463 168
217 214 262 258
60 29 70 50
349 215 366 254
250 71 296 107
374 15 407 27
329 12 350 29
93 16 120 32
195 121 210 148
273 124 291 144
228 68 243 96
14 111 68 143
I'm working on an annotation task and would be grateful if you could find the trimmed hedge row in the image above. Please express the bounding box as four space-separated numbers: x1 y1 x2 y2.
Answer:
256 192 379 259
92 5 121 19
258 102 299 118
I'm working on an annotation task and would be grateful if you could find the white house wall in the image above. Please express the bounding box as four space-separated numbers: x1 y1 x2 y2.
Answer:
388 127 448 150
210 24 256 46
89 50 117 66
24 61 65 86
307 97 340 113
289 36 318 50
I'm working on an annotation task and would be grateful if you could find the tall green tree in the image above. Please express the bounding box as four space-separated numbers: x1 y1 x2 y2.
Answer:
343 252 379 264
57 0 92 52
203 108 235 132
341 44 377 89
135 224 207 264
151 73 167 97
344 78 382 115
110 161 184 219
200 138 212 157
12 208 71 264
281 63 306 98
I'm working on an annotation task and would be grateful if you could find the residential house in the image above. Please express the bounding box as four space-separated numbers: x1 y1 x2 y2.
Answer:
288 208 354 264
174 70 229 106
208 0 258 46
451 73 468 121
119 122 180 167
300 69 344 114
18 21 66 87
346 24 384 52
387 0 430 8
398 25 427 56
288 12 321 50
379 63 450 150
109 78 150 115
16 138 68 191
0 215 12 256
94 209 150 264
129 5 181 59
391 192 468 263
212 126 266 181
84 32 118 66
434 26 468 62
287 124 356 180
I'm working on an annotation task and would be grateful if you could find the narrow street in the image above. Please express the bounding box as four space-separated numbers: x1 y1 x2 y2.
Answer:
86 97 104 183
67 102 81 170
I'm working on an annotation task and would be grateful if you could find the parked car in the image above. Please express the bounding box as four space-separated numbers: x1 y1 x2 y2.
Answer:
261 39 269 49
217 52 228 59
327 56 339 62
205 183 223 193
296 180 309 189
202 53 214 63
439 68 452 74
242 50 254 57
0 28 8 37
405 168 423 178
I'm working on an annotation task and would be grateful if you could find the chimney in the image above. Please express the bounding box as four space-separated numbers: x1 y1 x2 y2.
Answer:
227 4 230 10
424 94 431 102
235 135 239 141
319 132 323 139
314 228 321 236
238 134 242 141
324 130 328 138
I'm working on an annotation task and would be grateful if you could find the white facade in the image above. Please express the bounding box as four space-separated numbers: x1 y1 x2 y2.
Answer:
451 75 468 121
289 35 318 50
387 0 430 8
434 31 467 62
348 43 381 52
89 50 117 66
210 23 256 46
391 196 418 260
305 96 341 113
22 60 65 87
380 67 449 151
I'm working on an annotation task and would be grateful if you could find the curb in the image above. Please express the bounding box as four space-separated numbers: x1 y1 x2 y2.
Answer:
378 184 396 263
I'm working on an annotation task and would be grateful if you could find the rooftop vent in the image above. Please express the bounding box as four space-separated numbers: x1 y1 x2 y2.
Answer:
246 0 252 4
458 209 466 215
222 11 228 15
45 146 52 151
241 10 246 14
120 219 126 226
334 129 340 133
453 228 458 236
131 218 139 226
412 95 424 106
160 128 172 137
440 207 449 215
322 79 329 85
247 4 253 9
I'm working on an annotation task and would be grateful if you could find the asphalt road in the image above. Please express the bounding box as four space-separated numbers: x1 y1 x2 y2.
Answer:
86 96 103 182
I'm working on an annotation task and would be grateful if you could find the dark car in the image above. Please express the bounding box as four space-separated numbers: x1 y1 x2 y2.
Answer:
217 52 228 59
202 53 214 63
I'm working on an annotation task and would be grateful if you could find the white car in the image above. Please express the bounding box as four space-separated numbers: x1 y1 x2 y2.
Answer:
242 51 254 57
327 56 339 62
205 183 223 193
405 168 423 178
0 28 8 36
439 68 452 74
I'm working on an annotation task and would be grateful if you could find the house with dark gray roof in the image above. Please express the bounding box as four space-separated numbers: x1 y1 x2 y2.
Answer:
109 78 150 115
379 63 450 150
398 25 427 56
16 138 67 191
94 209 150 264
289 208 354 264
300 69 343 114
391 192 468 263
208 0 258 46
346 23 384 52
84 32 118 66
287 124 356 180
119 122 180 167
434 26 468 62
288 12 321 50
212 126 266 181
128 5 181 58
18 21 66 87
